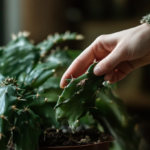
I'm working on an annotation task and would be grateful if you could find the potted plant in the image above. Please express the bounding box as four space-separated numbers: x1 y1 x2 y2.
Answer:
0 31 141 150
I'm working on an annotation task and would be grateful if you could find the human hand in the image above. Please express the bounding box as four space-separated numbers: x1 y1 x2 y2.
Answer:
60 23 150 88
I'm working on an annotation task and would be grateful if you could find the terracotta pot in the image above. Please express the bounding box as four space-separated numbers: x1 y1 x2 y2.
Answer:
39 136 114 150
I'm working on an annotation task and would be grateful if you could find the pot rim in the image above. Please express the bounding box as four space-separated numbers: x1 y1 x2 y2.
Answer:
39 135 114 149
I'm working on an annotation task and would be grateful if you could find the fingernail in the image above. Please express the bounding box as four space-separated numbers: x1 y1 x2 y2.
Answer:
94 65 102 75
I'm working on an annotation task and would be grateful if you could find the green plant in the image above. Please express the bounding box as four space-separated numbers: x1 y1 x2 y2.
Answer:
0 31 83 150
91 89 140 150
54 62 141 150
55 62 104 131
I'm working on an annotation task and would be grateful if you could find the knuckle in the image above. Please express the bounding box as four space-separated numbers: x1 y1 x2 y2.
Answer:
95 35 106 42
92 35 107 55
91 43 99 56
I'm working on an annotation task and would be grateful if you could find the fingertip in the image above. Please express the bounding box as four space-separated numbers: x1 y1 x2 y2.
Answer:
60 71 72 89
60 82 64 89
60 80 68 89
60 76 67 89
94 65 103 76
60 84 65 89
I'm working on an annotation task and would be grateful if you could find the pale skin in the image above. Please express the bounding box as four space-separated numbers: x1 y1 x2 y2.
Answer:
60 23 150 88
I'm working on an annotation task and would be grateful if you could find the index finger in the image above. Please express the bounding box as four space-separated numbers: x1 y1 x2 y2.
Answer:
60 35 112 88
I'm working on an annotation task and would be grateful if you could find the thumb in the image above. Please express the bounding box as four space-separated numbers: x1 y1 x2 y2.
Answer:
94 45 126 76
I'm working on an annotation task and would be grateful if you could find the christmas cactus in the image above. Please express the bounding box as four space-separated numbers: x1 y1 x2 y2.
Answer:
0 31 83 150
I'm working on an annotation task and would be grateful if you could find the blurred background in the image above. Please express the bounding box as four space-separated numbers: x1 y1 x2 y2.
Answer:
1 0 150 117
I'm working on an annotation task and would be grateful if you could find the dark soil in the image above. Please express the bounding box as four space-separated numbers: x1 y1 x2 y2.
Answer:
39 128 109 147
